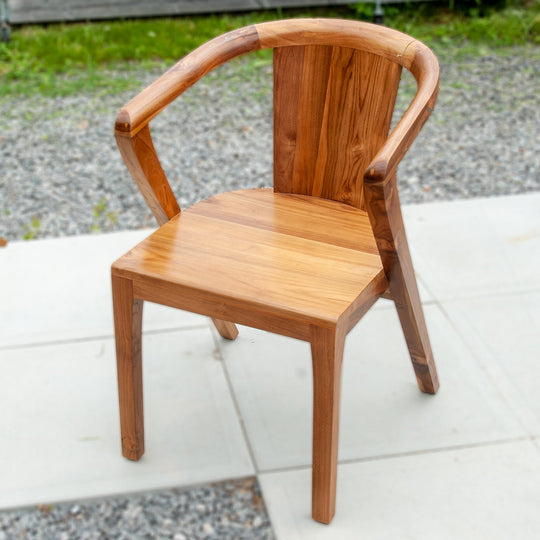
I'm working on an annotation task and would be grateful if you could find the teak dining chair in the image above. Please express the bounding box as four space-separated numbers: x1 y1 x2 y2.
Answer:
112 19 440 525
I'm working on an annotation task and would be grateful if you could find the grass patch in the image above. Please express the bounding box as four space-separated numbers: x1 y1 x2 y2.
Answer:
22 216 41 240
386 0 540 54
0 2 538 97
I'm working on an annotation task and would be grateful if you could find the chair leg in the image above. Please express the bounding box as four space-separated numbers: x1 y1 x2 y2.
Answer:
310 325 345 524
212 318 239 340
364 174 439 395
389 260 439 395
112 275 144 461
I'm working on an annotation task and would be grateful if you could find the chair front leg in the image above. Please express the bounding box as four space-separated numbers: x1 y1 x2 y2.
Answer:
310 325 345 524
112 275 144 460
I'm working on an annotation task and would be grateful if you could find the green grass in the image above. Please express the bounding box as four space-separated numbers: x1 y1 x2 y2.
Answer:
386 0 540 54
0 10 295 96
22 216 41 240
0 2 538 97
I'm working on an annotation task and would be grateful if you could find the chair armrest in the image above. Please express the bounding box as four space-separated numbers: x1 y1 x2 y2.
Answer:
364 45 439 186
115 125 180 225
115 26 259 137
114 26 260 224
362 45 439 298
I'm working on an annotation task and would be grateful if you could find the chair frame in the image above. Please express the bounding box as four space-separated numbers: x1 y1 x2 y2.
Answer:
112 19 440 525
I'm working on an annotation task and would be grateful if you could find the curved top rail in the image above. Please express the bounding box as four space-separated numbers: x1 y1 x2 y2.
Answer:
257 19 420 70
115 24 261 136
115 19 439 138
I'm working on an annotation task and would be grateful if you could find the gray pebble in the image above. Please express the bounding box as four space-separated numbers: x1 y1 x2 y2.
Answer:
0 478 274 539
1 45 538 242
0 42 538 539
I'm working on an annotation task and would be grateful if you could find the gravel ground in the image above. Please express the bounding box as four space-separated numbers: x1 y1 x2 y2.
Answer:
0 478 274 540
0 43 539 538
1 45 539 241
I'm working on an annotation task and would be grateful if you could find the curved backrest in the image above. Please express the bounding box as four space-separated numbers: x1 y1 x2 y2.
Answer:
115 19 439 222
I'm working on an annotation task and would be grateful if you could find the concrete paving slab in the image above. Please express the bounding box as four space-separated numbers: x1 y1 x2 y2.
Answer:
0 327 253 509
442 291 540 435
0 230 205 348
2 191 538 529
259 440 540 540
219 305 525 472
402 192 540 300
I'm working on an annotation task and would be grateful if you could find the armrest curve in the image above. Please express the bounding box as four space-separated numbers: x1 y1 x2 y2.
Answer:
364 45 439 186
113 19 439 226
115 25 260 137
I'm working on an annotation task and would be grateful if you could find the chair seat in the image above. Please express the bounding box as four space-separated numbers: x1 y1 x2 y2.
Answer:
112 188 388 330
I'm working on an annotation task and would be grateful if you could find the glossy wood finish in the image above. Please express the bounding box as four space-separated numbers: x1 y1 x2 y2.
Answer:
187 189 380 254
211 318 239 340
113 190 388 332
112 19 441 525
112 275 144 461
311 325 345 524
116 123 238 340
116 125 179 225
364 175 439 393
274 44 401 210
115 25 260 137
114 19 438 139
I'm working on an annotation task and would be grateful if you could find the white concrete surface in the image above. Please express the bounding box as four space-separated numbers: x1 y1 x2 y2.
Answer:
220 305 525 471
259 440 540 540
0 229 205 349
1 192 539 538
402 192 540 300
0 328 254 509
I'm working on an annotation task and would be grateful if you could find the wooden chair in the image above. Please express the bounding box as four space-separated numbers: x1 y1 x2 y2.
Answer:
112 19 440 525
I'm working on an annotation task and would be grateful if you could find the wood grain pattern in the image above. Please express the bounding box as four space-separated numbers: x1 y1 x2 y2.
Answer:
113 190 387 329
189 188 380 254
112 275 145 460
273 44 332 195
116 125 180 225
115 126 239 340
274 44 401 210
115 25 260 136
112 19 441 524
133 278 313 341
364 49 439 186
364 174 439 394
311 324 345 524
211 318 239 340
114 19 438 139
257 19 422 70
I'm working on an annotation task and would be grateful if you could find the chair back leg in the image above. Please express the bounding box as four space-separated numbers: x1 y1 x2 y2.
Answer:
389 260 439 394
364 175 439 395
212 318 239 340
112 275 145 460
310 325 345 524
